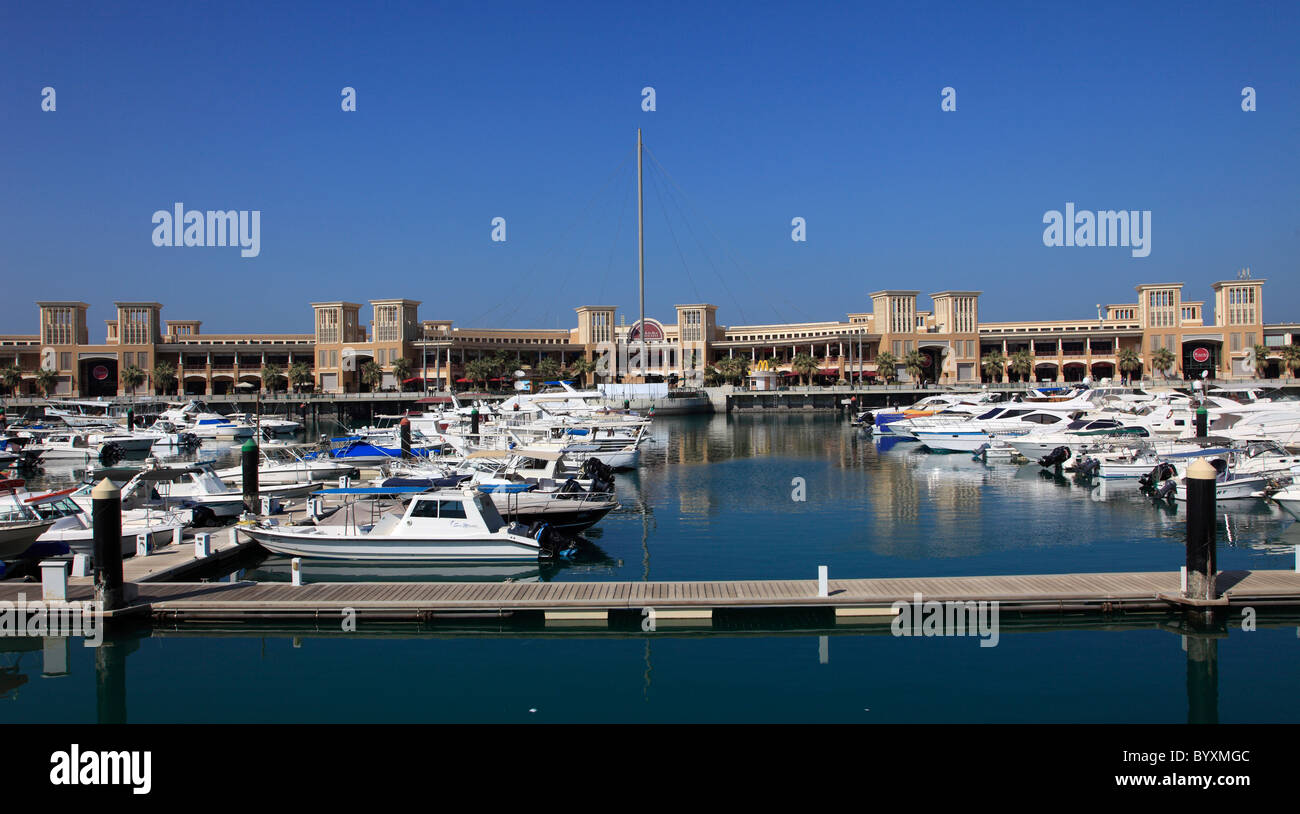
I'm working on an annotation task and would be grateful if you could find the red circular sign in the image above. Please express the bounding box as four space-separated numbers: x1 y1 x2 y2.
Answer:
92 365 109 381
1191 348 1210 363
920 354 932 368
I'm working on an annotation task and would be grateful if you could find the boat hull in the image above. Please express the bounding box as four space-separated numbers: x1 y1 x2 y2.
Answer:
242 526 542 562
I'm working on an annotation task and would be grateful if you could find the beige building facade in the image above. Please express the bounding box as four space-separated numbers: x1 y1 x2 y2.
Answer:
1 274 1295 396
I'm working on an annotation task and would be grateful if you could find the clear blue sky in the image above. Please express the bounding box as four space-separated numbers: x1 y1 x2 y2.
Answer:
2 1 1297 336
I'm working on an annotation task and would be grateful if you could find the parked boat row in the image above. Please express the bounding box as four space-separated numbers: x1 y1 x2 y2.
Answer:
867 383 1300 517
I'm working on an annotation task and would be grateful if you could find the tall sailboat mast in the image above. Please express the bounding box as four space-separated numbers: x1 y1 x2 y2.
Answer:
637 128 646 378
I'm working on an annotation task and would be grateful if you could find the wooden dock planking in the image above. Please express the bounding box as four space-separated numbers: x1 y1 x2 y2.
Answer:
6 570 1300 621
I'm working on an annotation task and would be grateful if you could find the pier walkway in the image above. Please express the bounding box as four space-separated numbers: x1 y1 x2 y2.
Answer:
5 569 1300 625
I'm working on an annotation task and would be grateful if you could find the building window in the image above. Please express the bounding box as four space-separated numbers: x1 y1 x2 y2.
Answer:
317 309 340 344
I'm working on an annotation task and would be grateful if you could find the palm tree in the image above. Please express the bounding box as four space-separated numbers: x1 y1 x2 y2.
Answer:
790 352 818 386
1253 344 1271 379
875 351 898 384
390 357 412 391
903 350 925 383
152 361 177 395
120 364 146 395
260 362 284 393
980 350 1005 383
464 358 494 389
568 356 597 387
288 361 313 393
1281 344 1300 380
359 360 383 392
715 356 749 386
1116 347 1141 385
702 365 724 387
1008 349 1033 383
1149 347 1176 380
1 364 21 396
534 357 561 383
35 367 60 397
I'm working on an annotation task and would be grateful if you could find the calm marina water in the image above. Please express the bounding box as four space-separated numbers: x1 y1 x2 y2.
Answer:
4 413 1300 723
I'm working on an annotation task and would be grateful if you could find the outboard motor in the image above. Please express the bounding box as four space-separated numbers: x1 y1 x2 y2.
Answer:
98 442 124 467
1153 479 1178 501
971 443 990 462
1037 446 1071 469
579 457 615 485
1138 462 1176 490
556 478 585 498
1074 455 1101 478
528 522 577 559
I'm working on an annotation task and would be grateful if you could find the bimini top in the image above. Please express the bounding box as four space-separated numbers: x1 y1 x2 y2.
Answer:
1163 448 1233 459
310 486 436 496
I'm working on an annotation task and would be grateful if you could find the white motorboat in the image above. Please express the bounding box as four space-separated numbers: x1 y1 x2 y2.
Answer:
911 407 1078 453
227 412 302 435
2 482 186 558
108 460 323 520
22 432 124 464
85 428 158 454
132 420 201 449
1271 484 1300 520
241 486 576 562
1005 418 1158 460
1171 465 1269 502
216 442 359 485
383 449 620 532
0 519 56 559
158 401 255 439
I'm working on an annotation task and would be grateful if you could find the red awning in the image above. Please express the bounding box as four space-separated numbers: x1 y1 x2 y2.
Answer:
456 377 471 383
781 371 799 377
402 377 424 384
417 396 453 404
818 368 839 374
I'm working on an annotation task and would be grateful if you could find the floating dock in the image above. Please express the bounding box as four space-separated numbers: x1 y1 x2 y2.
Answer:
6 569 1300 625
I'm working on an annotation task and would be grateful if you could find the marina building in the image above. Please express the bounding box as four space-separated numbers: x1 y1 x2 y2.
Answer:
1 276 1296 397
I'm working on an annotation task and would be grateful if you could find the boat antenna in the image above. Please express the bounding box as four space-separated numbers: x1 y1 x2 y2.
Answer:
637 127 646 379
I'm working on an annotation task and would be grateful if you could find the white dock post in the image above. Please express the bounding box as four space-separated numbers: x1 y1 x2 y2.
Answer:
291 557 303 586
260 496 278 515
40 559 69 602
194 532 211 559
818 565 828 598
1180 566 1188 593
135 532 151 558
172 526 183 547
338 475 350 489
71 553 90 578
307 496 321 519
43 636 70 677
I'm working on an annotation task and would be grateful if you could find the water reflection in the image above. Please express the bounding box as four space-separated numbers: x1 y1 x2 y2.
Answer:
1 613 1290 723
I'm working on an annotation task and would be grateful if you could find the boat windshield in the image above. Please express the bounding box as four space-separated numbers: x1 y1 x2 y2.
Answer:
29 497 82 520
474 494 506 533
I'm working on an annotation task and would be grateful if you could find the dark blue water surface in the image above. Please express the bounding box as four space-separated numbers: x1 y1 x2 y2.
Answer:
3 413 1298 722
